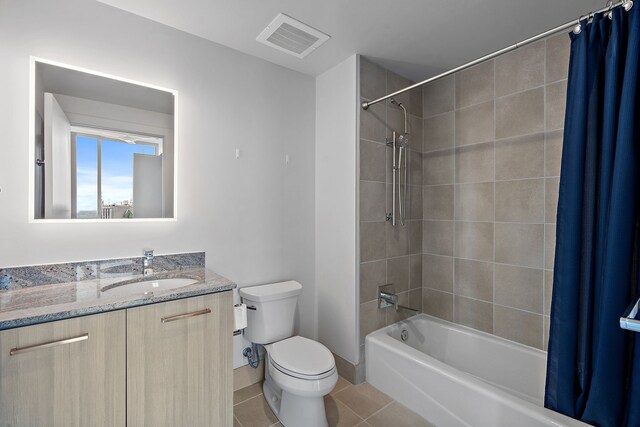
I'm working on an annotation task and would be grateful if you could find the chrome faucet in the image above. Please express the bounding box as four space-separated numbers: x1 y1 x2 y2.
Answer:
143 249 154 276
379 285 419 314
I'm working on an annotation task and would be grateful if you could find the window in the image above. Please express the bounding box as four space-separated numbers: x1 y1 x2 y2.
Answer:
72 130 161 219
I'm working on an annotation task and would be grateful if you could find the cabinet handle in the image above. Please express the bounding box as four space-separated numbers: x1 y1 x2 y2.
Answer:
10 333 89 356
161 308 211 323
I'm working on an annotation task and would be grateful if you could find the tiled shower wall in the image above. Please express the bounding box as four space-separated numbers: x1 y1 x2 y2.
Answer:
358 58 424 375
421 33 569 350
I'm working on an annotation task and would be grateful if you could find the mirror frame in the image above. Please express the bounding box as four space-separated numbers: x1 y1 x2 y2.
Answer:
28 57 179 223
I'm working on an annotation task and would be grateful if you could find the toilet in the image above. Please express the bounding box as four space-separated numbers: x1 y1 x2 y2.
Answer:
239 281 338 427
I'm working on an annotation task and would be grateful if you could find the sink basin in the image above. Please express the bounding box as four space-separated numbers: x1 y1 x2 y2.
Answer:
101 277 199 297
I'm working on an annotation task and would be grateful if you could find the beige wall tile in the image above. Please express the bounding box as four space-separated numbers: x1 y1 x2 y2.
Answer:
360 300 386 345
422 289 453 321
454 258 494 301
387 256 410 292
386 221 409 257
408 220 423 255
545 224 556 270
361 222 386 262
495 223 544 268
496 88 544 139
423 220 453 256
455 182 494 222
546 177 560 223
494 264 543 313
423 74 454 117
545 130 563 177
410 88 423 119
387 72 412 109
423 113 454 152
360 260 386 303
360 181 387 222
361 101 387 142
455 142 494 184
409 254 423 289
455 60 494 109
495 133 545 180
423 185 454 220
545 270 553 315
409 185 423 220
360 140 386 182
495 306 543 349
543 315 551 351
409 114 423 150
409 150 423 186
423 149 455 185
495 41 545 97
455 101 495 146
546 33 570 83
495 179 544 223
454 221 494 262
422 254 453 292
361 58 387 101
546 81 567 131
454 296 494 333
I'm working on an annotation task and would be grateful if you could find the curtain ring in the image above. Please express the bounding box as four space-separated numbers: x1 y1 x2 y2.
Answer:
587 12 595 24
623 0 634 12
573 16 583 34
606 0 614 19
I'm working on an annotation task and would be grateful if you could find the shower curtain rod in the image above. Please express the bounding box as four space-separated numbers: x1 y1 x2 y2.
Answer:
361 0 632 110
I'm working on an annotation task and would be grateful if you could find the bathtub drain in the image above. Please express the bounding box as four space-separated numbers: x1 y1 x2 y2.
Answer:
400 329 408 341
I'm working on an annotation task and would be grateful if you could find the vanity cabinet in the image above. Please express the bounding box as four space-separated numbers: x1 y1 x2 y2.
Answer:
0 291 233 427
126 291 233 427
0 311 126 427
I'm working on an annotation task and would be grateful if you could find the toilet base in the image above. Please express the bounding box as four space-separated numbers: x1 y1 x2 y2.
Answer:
263 378 329 427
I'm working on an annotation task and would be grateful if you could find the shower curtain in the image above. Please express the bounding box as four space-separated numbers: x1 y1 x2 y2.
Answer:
544 5 640 427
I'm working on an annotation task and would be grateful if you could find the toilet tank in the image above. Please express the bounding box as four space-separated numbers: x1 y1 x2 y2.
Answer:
239 281 302 344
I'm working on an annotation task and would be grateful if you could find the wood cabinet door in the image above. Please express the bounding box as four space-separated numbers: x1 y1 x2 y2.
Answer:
127 292 233 427
0 310 126 427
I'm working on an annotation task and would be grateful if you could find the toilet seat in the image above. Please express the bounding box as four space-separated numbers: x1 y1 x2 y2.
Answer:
267 336 335 380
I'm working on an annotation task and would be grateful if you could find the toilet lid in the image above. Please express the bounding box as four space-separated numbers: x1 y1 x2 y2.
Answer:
269 336 335 377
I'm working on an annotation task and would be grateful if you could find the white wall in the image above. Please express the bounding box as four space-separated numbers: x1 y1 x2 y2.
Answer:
315 55 359 364
0 0 317 360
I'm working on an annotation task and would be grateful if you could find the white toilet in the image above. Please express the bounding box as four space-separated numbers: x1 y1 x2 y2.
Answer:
239 281 338 427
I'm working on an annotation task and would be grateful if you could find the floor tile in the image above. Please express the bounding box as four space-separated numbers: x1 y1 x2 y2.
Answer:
366 401 434 427
233 394 278 427
331 375 354 396
325 395 365 427
334 383 392 419
234 382 263 405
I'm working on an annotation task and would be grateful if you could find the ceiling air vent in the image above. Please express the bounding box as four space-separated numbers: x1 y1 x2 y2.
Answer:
257 13 330 59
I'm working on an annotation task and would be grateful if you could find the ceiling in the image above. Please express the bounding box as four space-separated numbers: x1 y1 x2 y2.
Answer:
97 0 603 82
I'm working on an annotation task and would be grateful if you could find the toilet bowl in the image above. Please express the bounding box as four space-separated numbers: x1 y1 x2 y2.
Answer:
239 281 337 427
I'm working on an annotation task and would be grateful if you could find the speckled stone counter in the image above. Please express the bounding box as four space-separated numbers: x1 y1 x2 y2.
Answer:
0 253 236 330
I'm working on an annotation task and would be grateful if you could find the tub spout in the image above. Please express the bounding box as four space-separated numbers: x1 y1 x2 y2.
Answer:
396 304 419 315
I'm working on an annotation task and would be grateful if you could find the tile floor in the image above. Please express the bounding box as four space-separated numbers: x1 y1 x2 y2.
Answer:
233 376 434 427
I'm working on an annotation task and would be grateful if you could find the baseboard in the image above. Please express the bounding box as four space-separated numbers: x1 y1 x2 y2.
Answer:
233 360 265 391
333 352 365 384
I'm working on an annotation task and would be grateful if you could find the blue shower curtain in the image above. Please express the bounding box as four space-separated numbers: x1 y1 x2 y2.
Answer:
544 5 640 427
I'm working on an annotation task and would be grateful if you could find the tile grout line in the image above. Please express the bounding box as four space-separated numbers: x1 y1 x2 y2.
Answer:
363 399 395 422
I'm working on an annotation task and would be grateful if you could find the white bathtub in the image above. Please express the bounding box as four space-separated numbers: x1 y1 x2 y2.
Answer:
365 314 589 427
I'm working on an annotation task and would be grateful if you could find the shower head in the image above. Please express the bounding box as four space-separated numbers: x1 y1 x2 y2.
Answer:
389 98 409 144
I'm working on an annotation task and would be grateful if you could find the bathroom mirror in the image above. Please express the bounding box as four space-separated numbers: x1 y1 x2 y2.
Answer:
30 58 177 221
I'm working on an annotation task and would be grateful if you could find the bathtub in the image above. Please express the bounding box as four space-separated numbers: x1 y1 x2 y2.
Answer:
365 314 589 427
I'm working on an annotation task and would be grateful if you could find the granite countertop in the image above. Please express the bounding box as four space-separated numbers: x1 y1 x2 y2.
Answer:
0 267 236 330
